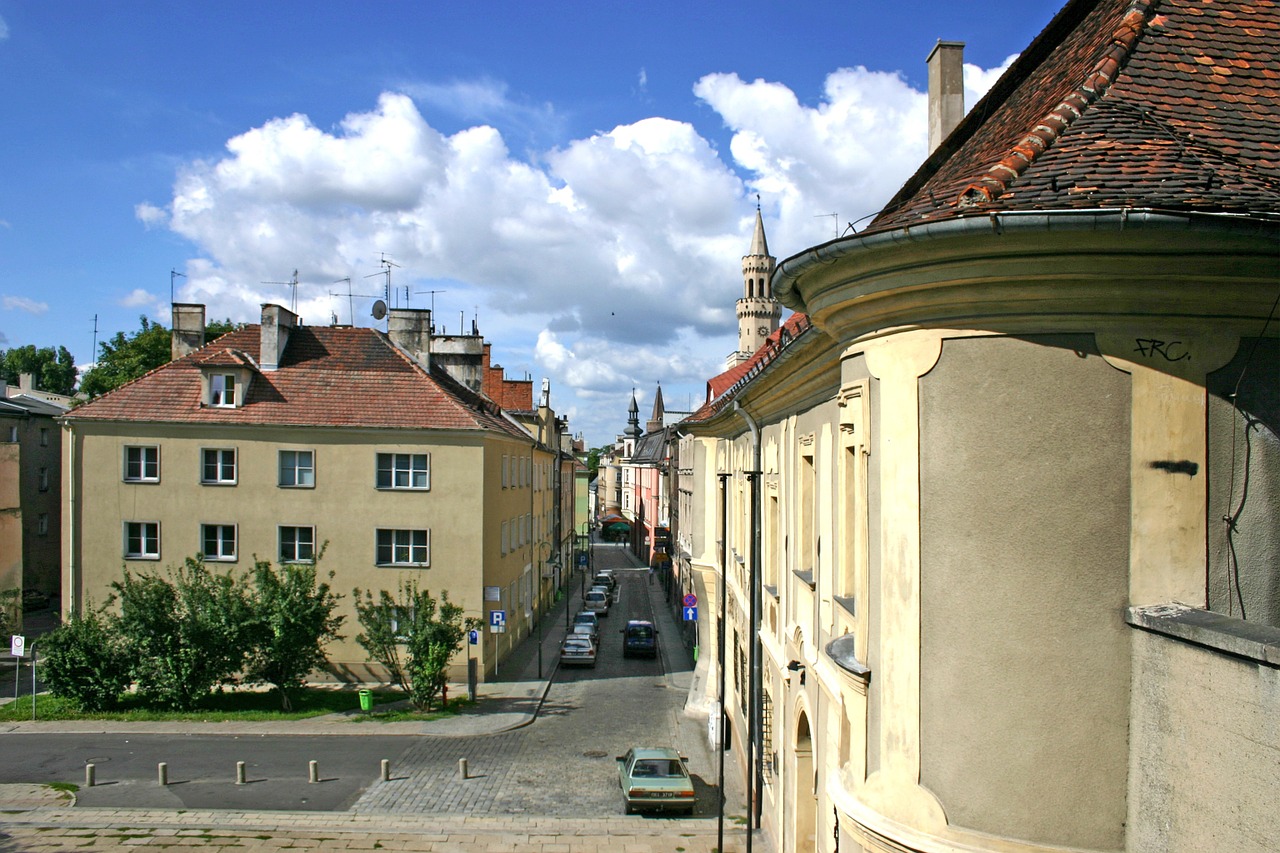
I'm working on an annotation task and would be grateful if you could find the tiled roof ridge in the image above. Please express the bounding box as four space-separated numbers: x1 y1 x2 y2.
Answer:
958 0 1156 207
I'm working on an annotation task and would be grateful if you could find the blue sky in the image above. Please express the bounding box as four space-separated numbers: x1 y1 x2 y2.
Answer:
0 1 1065 446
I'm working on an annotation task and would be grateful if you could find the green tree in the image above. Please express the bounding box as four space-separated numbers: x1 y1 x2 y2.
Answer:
0 344 77 396
243 555 345 711
112 557 253 710
39 606 131 712
77 316 242 399
353 580 475 711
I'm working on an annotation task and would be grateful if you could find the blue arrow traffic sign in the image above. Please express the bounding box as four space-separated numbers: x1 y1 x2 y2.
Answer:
683 606 698 622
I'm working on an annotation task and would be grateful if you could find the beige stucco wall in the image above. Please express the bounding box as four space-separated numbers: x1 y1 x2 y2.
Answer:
919 334 1132 849
64 420 535 680
1127 627 1280 853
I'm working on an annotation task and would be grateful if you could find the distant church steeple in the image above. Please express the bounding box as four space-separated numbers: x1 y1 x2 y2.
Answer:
645 383 665 434
730 202 781 366
624 390 642 439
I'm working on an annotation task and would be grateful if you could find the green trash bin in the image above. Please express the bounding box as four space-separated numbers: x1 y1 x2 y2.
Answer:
358 689 373 712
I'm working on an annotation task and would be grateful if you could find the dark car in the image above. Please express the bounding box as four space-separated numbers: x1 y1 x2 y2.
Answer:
621 619 658 657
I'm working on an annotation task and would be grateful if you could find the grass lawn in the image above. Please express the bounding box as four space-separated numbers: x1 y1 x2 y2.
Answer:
0 687 470 723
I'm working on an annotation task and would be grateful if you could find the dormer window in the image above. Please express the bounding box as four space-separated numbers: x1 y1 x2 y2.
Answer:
210 373 237 407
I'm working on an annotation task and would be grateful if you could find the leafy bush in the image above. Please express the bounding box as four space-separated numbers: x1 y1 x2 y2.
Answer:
39 606 131 712
242 558 345 711
113 558 253 710
353 579 476 711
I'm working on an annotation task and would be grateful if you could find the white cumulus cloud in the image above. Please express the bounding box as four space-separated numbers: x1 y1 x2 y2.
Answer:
149 56 1015 444
3 296 48 314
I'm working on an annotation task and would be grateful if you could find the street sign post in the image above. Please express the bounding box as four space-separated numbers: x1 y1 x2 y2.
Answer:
682 593 697 608
683 606 698 622
489 610 507 633
10 635 24 658
468 629 479 645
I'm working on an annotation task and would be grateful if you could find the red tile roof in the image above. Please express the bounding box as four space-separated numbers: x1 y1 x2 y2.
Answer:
66 324 532 438
687 313 814 423
870 0 1280 233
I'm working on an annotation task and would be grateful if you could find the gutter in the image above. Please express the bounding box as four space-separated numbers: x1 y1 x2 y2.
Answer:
774 207 1280 309
65 421 77 619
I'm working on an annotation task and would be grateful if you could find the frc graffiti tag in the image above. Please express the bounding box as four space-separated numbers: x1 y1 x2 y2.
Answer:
1134 339 1191 362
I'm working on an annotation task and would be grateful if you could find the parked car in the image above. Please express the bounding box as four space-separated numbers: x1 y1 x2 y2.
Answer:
573 611 600 642
585 588 610 616
616 747 696 815
593 570 617 593
559 635 597 667
621 619 658 657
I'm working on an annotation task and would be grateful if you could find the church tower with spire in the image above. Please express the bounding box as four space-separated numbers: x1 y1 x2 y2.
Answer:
730 204 781 366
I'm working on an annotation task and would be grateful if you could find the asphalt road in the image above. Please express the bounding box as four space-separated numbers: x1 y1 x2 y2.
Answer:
0 559 716 818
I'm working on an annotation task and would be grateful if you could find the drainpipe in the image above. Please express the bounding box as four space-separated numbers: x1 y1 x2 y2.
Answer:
65 421 77 618
734 400 763 844
716 470 730 853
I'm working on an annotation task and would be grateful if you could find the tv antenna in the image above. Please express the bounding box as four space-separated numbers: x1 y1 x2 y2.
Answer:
815 213 839 239
170 269 186 307
416 288 447 327
327 276 383 326
364 254 400 305
262 269 300 313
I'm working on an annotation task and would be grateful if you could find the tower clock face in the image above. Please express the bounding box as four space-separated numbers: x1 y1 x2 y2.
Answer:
758 326 769 336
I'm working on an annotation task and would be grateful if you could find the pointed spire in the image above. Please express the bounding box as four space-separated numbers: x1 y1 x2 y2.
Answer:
750 199 769 257
625 389 642 438
650 383 664 420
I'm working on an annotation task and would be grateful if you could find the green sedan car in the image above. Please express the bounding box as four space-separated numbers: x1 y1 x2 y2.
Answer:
616 747 696 815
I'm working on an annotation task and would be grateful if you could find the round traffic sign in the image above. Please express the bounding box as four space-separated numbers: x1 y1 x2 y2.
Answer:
682 593 697 607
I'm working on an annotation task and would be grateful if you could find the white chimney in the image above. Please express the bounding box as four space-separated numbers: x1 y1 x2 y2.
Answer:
928 40 966 154
171 303 206 361
259 304 298 372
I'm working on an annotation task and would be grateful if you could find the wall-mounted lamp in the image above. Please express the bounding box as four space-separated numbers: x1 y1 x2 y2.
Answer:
786 660 806 685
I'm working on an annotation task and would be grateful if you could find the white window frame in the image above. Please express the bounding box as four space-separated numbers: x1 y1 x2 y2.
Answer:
210 373 237 407
124 521 160 560
375 528 430 567
279 449 315 488
279 525 316 564
375 452 430 490
502 454 509 488
501 521 510 555
201 523 237 561
201 448 237 485
123 445 160 483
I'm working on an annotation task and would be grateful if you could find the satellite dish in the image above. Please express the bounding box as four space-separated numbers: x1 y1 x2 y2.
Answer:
371 300 387 320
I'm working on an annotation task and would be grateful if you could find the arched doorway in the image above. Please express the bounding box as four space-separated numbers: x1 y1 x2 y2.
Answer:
793 708 817 851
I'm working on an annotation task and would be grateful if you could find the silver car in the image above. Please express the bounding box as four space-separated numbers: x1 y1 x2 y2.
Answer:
559 635 597 667
584 588 610 616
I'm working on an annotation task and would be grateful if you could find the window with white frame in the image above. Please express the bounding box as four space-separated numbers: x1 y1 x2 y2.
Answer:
201 448 237 485
210 373 237 407
502 454 509 487
279 450 315 487
375 528 430 567
279 525 315 563
201 524 237 561
124 521 160 559
124 446 159 482
501 521 509 555
375 453 430 490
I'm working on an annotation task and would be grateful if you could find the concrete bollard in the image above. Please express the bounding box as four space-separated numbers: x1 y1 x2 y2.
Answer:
236 761 246 785
458 758 468 780
158 763 168 786
308 760 319 784
85 764 95 788
380 759 390 782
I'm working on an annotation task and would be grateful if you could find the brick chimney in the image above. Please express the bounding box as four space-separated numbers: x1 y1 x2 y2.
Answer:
928 40 965 154
259 304 298 372
171 303 206 362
